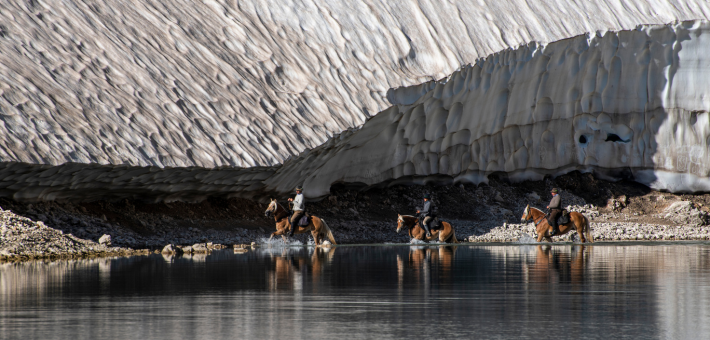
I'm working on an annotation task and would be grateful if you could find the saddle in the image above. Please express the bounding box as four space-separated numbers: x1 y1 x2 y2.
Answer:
559 210 570 224
297 214 311 226
431 217 442 230
549 209 570 225
418 216 442 230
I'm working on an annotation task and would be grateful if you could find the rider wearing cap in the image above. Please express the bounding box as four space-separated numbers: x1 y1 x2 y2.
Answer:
287 186 305 237
547 188 562 236
417 193 436 237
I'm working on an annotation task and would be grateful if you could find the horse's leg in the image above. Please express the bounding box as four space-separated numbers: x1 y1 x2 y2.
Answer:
545 235 553 243
574 217 588 243
311 229 320 246
536 233 545 242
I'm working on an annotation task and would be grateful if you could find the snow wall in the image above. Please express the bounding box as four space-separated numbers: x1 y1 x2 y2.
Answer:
0 0 708 201
272 20 710 198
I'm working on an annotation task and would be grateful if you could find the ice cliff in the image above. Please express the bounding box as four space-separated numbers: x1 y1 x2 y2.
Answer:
274 20 710 198
0 1 709 201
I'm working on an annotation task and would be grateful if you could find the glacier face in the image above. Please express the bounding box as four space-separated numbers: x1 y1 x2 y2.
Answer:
271 21 710 198
0 1 710 201
1 0 709 169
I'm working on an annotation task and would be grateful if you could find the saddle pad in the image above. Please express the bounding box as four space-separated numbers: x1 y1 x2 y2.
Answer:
299 215 309 226
431 217 442 230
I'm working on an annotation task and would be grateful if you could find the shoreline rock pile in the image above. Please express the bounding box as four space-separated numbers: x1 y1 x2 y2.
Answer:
3 172 710 262
0 207 149 261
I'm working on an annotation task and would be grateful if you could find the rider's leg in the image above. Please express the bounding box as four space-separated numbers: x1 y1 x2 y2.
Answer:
549 210 560 236
289 211 303 236
422 216 433 237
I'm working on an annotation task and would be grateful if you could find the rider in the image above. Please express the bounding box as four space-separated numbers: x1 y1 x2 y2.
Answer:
287 186 305 237
416 193 436 238
547 188 562 236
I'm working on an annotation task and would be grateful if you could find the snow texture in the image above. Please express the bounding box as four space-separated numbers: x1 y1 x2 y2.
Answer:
276 20 710 198
0 1 709 201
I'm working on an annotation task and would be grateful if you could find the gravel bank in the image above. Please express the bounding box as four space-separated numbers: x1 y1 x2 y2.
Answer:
3 172 710 261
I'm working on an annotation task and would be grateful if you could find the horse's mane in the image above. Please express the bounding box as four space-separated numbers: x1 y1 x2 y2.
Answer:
529 206 545 214
271 201 289 220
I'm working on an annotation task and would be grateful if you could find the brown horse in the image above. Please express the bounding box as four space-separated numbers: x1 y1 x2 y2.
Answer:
396 214 459 243
520 205 593 243
264 199 337 246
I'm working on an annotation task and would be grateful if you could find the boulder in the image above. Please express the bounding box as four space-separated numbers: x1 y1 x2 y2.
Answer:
98 234 111 246
191 243 209 253
161 244 183 254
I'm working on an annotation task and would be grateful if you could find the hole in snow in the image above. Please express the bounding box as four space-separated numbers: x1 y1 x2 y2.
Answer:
578 135 587 144
605 133 629 143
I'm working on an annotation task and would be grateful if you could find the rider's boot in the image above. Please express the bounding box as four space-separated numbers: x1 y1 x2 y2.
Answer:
423 222 432 238
549 221 558 236
288 221 295 237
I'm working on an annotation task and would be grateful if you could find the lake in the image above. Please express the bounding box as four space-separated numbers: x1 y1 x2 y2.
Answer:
2 243 710 339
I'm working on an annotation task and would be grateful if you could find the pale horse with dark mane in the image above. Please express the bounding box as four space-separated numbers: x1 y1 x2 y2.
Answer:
264 199 337 246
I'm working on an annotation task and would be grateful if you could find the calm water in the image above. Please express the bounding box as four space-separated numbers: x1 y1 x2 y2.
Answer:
2 243 710 339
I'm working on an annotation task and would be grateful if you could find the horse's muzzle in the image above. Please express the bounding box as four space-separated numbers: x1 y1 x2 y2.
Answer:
265 211 271 218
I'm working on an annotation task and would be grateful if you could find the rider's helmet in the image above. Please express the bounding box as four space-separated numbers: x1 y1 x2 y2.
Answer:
551 188 559 193
295 186 303 192
423 193 431 199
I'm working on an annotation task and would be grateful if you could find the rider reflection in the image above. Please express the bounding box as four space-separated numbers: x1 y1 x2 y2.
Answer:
402 246 458 290
266 247 337 291
525 245 589 286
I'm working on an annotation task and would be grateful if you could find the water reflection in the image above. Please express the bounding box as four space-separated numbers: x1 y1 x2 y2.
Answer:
2 244 710 339
524 245 589 285
265 247 336 291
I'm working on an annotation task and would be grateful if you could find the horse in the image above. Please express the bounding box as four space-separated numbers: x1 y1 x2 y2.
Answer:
520 205 594 243
396 214 459 243
264 199 337 246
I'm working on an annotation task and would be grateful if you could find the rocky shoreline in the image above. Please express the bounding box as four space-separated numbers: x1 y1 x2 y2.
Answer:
2 173 710 261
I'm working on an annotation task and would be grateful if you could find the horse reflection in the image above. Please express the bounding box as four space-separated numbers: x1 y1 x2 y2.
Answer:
267 247 336 291
525 245 589 285
399 246 458 289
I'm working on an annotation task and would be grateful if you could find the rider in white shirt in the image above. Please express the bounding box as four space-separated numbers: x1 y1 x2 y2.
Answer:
287 186 305 236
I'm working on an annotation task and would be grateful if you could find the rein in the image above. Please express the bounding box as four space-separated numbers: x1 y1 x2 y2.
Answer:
525 208 548 227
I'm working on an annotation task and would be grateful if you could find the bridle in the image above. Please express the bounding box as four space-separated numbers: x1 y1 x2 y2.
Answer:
397 215 416 233
524 207 547 227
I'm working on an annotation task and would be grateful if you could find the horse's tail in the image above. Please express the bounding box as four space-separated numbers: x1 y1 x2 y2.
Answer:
584 215 594 243
321 219 337 245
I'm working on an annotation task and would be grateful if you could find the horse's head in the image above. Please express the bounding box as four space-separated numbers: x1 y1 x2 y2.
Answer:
521 205 531 222
396 214 414 233
265 198 277 218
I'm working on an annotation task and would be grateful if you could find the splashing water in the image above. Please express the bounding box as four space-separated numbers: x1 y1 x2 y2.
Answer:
410 238 428 245
517 234 538 244
258 237 304 247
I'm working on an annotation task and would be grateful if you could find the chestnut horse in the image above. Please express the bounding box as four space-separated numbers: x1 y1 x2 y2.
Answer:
396 214 459 243
521 205 593 243
264 199 337 246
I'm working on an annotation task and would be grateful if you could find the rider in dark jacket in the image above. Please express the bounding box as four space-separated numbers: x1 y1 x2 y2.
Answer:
417 194 435 237
547 188 562 236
